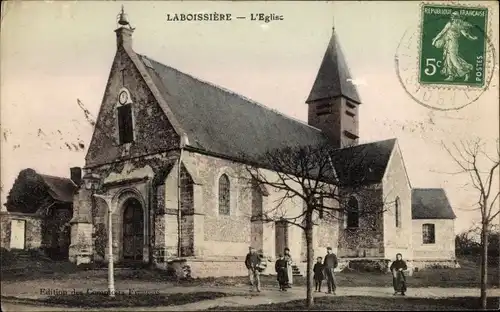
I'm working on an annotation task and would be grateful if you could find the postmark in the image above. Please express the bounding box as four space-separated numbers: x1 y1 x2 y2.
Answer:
395 2 496 111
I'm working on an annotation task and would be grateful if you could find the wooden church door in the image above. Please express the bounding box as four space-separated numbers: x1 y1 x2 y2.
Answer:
275 220 288 257
122 198 144 260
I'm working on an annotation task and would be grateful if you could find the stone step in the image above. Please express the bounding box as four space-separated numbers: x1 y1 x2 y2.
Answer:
9 249 53 263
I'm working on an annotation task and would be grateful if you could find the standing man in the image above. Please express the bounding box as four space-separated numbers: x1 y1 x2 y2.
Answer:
323 246 338 295
245 247 261 292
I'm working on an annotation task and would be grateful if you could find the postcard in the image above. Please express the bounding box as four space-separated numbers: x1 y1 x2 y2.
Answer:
1 1 499 311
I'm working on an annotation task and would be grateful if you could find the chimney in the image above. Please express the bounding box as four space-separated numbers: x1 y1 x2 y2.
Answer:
70 167 82 187
115 6 134 50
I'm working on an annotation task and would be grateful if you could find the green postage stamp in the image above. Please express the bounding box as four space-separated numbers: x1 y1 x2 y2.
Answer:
419 4 488 87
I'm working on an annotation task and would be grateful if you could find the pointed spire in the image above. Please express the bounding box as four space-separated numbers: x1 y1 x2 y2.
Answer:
306 28 361 104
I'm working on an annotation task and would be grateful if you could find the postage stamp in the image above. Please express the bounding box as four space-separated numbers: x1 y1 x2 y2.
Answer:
419 4 488 87
395 2 496 111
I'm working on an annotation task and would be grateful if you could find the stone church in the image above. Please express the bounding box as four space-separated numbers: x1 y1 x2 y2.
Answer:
69 10 456 277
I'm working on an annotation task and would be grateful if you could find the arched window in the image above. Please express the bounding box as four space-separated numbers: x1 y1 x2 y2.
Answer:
395 197 401 228
251 184 263 219
218 174 230 215
346 197 359 228
118 104 134 144
422 223 435 244
315 196 324 219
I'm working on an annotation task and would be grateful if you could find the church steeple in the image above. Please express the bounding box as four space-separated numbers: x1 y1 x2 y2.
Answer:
306 26 361 148
306 28 361 104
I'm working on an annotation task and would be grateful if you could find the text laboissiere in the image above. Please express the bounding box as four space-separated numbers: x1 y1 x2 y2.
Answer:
166 13 284 22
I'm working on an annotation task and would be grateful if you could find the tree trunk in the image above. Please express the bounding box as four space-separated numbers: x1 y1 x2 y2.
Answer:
305 225 314 308
480 223 489 310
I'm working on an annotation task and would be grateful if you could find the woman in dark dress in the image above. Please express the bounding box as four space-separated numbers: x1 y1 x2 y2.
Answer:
275 254 289 291
390 253 408 296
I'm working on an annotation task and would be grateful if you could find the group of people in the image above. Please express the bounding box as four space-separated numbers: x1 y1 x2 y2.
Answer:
245 246 408 296
311 247 339 294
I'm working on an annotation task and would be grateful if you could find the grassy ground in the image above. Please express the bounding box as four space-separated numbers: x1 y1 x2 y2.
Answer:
3 265 497 288
188 259 499 288
207 296 500 311
1 252 498 288
2 291 236 308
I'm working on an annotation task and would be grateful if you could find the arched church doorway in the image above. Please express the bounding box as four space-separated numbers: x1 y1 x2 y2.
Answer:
122 198 144 261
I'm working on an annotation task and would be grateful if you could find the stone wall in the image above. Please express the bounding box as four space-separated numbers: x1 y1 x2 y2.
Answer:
412 219 455 260
23 216 43 249
412 259 457 270
0 212 43 250
43 205 72 259
382 143 413 259
69 222 93 264
0 213 10 248
85 44 179 167
184 152 252 257
187 258 249 278
83 34 186 261
182 151 305 261
315 213 340 258
155 163 195 258
338 188 385 258
307 97 360 148
84 152 200 263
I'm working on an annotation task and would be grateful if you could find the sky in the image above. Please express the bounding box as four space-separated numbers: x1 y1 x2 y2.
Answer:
1 0 499 234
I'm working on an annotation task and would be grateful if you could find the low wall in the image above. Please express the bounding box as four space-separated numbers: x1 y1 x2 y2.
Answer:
188 259 248 278
412 259 458 270
155 256 254 278
152 257 458 278
0 212 43 250
297 258 391 274
296 259 350 274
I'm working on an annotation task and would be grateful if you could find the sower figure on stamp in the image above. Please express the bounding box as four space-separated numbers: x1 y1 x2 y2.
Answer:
323 247 338 295
432 11 478 82
283 247 293 287
275 254 289 291
313 257 324 292
245 247 261 292
390 253 408 296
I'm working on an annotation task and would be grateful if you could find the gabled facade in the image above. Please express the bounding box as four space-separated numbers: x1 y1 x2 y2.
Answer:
411 188 456 263
68 10 456 276
1 168 79 260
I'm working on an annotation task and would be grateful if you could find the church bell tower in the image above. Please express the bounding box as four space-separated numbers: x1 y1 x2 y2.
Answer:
306 27 361 148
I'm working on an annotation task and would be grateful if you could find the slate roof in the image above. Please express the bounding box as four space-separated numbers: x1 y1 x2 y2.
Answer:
39 174 78 203
84 26 393 185
137 52 395 185
4 169 77 214
330 139 396 185
139 54 329 161
411 188 456 220
306 29 361 104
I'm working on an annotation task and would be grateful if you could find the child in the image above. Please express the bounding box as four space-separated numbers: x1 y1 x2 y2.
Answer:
275 254 289 291
313 257 324 292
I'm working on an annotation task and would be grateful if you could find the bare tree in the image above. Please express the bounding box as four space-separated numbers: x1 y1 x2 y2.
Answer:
239 142 391 307
443 139 499 310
